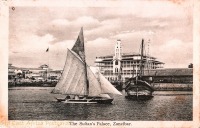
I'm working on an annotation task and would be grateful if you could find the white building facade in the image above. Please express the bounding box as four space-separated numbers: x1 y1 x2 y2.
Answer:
95 40 164 83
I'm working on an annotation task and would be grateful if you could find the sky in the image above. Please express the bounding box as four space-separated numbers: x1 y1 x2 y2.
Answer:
9 0 193 70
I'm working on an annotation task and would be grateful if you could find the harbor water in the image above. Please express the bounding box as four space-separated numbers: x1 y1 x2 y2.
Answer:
8 87 192 121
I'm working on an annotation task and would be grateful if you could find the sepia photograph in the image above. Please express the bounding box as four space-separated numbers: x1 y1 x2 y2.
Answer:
1 0 200 127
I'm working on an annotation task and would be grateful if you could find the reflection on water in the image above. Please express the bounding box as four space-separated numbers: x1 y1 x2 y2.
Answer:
9 87 192 120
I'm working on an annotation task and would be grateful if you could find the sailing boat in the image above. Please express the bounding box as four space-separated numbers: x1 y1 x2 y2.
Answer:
52 28 122 104
124 39 154 100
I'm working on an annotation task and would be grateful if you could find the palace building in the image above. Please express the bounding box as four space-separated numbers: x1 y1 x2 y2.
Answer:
95 39 164 82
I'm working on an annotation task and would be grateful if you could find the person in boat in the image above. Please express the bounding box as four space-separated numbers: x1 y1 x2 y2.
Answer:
138 76 143 80
74 95 80 100
65 95 71 100
149 77 153 84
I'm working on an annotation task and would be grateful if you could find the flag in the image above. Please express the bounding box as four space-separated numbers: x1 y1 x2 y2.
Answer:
46 47 49 52
71 27 85 61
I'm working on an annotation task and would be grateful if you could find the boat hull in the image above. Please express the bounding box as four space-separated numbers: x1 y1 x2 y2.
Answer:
125 79 154 101
111 81 123 91
55 98 113 104
125 90 154 100
125 95 153 100
90 98 113 104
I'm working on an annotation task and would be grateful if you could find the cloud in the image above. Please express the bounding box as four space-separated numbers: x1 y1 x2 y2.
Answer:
36 4 192 44
9 33 55 55
51 19 70 26
37 16 101 44
9 3 193 69
9 37 74 69
41 34 55 43
73 16 100 28
151 39 192 68
85 37 116 65
51 16 100 28
111 30 156 52
88 1 190 20
86 37 115 56
87 37 112 47
144 20 169 28
51 40 75 52
84 18 122 40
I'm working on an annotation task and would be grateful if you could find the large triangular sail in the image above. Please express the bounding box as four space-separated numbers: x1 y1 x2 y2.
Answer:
52 49 102 97
71 27 85 61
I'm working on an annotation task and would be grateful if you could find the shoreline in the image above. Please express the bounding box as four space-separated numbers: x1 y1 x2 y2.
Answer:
8 86 193 95
8 82 193 91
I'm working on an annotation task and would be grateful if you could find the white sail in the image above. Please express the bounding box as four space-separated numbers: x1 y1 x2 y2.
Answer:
86 65 102 97
99 94 111 99
52 49 86 95
52 49 103 97
90 67 122 95
99 73 122 95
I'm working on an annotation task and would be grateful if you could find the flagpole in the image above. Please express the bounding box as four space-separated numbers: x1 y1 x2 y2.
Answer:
48 46 49 81
46 47 49 81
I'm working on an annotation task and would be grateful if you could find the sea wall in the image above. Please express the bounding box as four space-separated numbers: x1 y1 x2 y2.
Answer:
8 81 57 87
151 83 193 91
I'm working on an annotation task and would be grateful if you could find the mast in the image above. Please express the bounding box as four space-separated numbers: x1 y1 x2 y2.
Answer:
71 27 89 97
132 58 134 78
82 36 89 97
139 39 144 79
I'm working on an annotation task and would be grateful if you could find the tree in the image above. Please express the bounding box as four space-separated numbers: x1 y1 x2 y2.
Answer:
188 63 193 68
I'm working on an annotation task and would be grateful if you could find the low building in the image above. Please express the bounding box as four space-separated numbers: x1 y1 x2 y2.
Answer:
143 68 193 84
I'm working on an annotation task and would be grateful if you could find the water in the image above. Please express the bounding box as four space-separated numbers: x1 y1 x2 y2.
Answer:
8 87 192 121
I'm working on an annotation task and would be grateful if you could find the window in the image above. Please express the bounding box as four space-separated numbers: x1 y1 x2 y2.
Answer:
115 68 118 73
115 61 118 65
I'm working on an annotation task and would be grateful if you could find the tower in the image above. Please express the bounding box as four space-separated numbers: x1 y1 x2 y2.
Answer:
113 39 122 80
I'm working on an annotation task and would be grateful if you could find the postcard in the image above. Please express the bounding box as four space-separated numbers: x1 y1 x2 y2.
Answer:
0 0 199 127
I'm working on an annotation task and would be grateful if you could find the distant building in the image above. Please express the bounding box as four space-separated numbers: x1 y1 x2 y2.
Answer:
95 39 164 82
39 64 49 70
48 70 62 81
8 63 18 79
8 64 62 81
23 67 46 80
